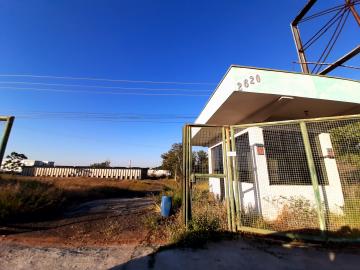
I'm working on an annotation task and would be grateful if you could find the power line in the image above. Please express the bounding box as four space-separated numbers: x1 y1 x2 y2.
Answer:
0 74 216 86
312 8 350 73
0 86 209 96
302 6 346 51
16 126 169 148
1 110 197 122
299 1 360 23
6 111 196 118
11 112 196 120
15 116 187 124
0 81 212 92
292 61 360 71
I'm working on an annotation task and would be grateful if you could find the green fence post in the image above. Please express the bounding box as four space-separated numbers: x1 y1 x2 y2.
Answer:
300 121 326 234
222 127 232 231
182 125 187 226
230 127 241 229
187 125 192 223
225 127 236 232
0 116 15 168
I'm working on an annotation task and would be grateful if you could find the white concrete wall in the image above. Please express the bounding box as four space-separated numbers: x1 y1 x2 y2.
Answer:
208 142 224 200
21 167 144 180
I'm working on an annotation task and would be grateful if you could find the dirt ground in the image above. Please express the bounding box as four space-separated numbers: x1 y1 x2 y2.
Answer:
2 233 360 270
0 197 166 248
1 177 360 269
0 176 176 248
0 195 167 270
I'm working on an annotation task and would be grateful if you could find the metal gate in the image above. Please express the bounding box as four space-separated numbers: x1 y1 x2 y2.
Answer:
183 114 360 241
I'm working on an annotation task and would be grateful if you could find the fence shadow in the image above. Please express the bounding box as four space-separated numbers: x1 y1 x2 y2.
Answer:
108 230 360 270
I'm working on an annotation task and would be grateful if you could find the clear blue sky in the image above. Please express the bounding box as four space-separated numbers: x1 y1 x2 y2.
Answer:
0 0 359 167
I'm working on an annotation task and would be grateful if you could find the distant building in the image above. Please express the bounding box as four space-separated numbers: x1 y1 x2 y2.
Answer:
21 160 55 167
21 166 148 180
147 169 171 178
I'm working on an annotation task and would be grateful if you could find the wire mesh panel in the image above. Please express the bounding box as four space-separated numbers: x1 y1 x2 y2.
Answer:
190 126 225 197
184 115 360 240
233 124 321 232
307 118 360 237
190 126 223 174
187 126 228 229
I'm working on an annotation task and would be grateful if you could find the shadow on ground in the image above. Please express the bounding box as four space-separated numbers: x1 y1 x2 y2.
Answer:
110 233 360 270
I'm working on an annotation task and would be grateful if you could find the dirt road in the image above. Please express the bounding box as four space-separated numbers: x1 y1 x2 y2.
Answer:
2 236 360 270
113 239 360 270
1 196 360 270
0 243 153 270
0 197 163 247
0 197 162 269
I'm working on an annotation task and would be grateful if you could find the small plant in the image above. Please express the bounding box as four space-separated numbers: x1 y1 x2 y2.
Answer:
143 213 163 231
165 183 230 248
266 196 318 231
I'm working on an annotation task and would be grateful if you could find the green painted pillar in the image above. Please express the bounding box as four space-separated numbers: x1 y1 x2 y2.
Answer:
300 121 326 233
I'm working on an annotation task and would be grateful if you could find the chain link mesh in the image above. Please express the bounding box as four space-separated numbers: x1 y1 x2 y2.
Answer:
186 115 360 238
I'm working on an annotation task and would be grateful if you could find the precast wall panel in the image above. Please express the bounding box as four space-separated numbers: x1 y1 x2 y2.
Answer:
20 167 148 180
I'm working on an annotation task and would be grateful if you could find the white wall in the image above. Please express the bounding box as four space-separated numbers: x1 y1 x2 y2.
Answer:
21 167 144 180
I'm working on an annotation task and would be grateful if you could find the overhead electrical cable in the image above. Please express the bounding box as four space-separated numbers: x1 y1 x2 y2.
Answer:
7 111 196 118
302 6 346 51
299 0 360 23
0 74 216 85
0 86 209 96
312 8 350 73
0 81 212 92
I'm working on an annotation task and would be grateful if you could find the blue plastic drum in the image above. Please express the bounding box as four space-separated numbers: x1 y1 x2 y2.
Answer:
161 196 172 217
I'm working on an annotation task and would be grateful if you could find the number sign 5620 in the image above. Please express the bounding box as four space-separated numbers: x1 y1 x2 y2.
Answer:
237 74 261 91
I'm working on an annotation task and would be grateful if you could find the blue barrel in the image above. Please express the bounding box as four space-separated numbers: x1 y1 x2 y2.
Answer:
161 196 172 217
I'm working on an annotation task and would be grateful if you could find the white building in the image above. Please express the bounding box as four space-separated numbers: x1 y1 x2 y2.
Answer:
193 66 360 221
21 160 55 167
147 169 171 178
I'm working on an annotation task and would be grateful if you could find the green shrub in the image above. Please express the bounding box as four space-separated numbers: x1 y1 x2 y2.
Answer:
166 184 229 248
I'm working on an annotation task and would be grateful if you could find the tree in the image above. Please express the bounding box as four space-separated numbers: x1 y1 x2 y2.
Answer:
2 152 28 173
161 143 183 182
160 143 209 182
193 150 209 173
90 160 111 168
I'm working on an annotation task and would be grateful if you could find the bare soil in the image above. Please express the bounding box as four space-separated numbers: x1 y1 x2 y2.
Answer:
0 176 175 248
0 197 168 248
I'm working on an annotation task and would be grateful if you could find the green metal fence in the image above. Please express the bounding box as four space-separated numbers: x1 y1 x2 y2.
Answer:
183 114 360 241
0 116 15 169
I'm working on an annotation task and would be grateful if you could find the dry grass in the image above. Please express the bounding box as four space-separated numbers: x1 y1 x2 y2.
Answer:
145 180 231 248
0 174 177 192
0 173 177 225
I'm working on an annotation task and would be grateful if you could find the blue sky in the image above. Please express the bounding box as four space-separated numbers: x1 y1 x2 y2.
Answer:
0 0 359 167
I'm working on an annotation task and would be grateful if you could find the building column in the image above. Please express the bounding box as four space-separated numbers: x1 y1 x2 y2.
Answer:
248 127 271 218
318 133 344 214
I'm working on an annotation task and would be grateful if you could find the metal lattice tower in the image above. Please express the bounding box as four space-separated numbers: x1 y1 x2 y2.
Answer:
291 0 360 75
